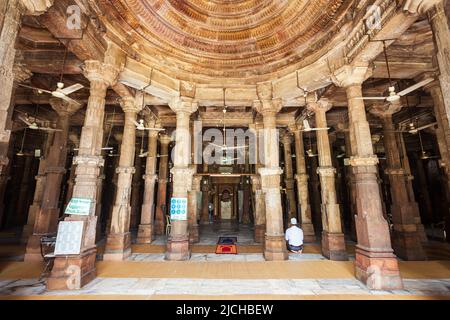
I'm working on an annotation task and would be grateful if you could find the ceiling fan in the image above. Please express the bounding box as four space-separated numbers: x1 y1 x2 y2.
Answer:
134 119 165 132
357 41 434 102
18 48 83 106
18 115 62 132
300 119 330 132
306 131 318 158
210 89 248 151
418 129 439 160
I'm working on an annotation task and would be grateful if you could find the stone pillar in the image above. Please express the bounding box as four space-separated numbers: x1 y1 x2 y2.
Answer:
47 56 122 290
378 113 426 260
104 97 139 261
24 99 81 261
290 124 316 242
137 121 159 244
0 0 52 223
129 149 143 231
165 97 198 261
155 134 171 235
14 155 34 225
188 175 201 243
253 82 288 261
308 99 347 261
413 153 434 227
249 122 266 243
427 81 450 241
397 129 427 242
281 133 297 220
251 175 266 243
333 65 402 290
429 2 450 127
21 133 52 242
343 129 358 241
200 178 210 224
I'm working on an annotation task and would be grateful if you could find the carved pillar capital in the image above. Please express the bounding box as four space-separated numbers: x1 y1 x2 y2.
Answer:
120 96 140 114
252 99 282 117
332 64 373 88
280 133 293 145
83 60 120 88
19 0 53 15
403 0 442 15
159 134 172 145
169 96 198 115
49 97 82 116
307 98 332 114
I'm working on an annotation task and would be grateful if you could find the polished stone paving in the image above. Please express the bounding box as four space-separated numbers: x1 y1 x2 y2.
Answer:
1 277 449 297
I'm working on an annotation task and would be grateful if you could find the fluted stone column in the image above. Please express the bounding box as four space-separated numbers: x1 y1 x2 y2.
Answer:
378 112 426 260
104 97 139 261
249 122 266 243
24 99 81 261
137 120 159 244
281 133 297 220
188 175 202 243
290 124 316 242
165 97 198 261
429 2 450 127
21 133 52 242
130 150 143 231
333 65 402 290
200 178 210 224
47 54 123 290
397 128 427 242
253 82 288 261
426 81 450 240
250 175 266 243
308 99 347 261
343 128 358 241
0 0 53 214
155 134 171 235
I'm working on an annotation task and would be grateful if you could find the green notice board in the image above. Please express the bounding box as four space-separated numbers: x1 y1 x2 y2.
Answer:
65 198 92 216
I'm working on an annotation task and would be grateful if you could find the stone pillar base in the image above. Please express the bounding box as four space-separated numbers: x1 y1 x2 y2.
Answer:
264 235 288 261
136 224 154 244
24 234 44 262
165 237 191 261
392 228 427 261
355 246 403 290
416 223 428 242
46 248 97 291
103 232 132 261
321 231 348 261
301 223 316 243
154 220 165 235
189 225 199 243
254 224 265 243
21 225 34 244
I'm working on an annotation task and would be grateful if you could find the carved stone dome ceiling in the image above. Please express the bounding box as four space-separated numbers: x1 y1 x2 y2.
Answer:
107 0 353 82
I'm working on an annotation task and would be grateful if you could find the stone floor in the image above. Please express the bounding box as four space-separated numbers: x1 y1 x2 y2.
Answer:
1 277 449 297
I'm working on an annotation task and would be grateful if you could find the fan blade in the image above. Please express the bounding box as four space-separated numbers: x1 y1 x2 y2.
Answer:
209 143 225 149
226 146 248 150
139 152 149 158
17 83 53 94
145 128 165 131
18 115 33 126
356 97 387 100
310 128 330 131
39 127 63 132
59 83 84 95
397 78 434 97
413 122 437 132
101 147 114 151
56 93 82 106
133 120 141 127
303 119 311 131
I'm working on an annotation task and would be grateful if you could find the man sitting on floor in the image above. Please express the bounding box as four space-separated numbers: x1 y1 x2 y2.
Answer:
285 218 304 253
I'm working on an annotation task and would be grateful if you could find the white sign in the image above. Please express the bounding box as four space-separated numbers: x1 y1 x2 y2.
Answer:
170 198 188 221
65 198 92 215
54 221 84 255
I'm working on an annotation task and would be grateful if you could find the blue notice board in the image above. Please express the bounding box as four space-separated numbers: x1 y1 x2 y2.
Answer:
170 198 188 221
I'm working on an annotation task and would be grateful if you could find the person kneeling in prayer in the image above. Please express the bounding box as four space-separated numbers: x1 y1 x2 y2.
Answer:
285 218 304 253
